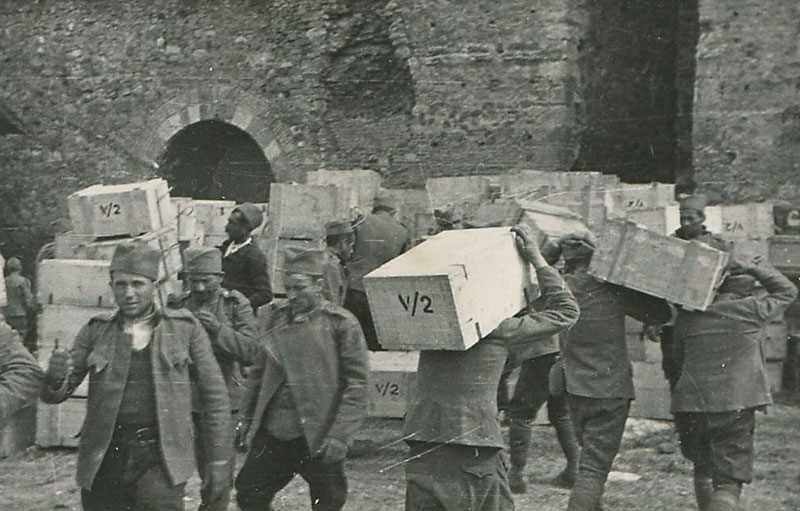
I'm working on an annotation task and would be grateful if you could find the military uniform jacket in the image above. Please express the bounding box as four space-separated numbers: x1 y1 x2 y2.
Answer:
179 288 258 412
672 265 797 413
219 240 273 309
0 321 43 425
242 300 370 453
40 308 232 490
562 269 672 399
346 213 411 292
3 273 34 318
404 266 579 449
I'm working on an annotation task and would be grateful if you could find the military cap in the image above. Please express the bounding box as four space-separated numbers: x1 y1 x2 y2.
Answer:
325 219 354 237
560 231 597 260
373 193 399 212
233 203 264 231
283 247 326 277
110 241 161 281
184 246 223 274
679 194 708 214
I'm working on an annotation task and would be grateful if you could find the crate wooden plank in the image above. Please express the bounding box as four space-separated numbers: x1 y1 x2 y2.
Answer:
589 219 729 311
192 200 237 237
307 169 382 211
38 260 116 308
53 228 182 281
517 200 589 240
719 203 774 240
768 235 800 275
267 183 352 239
539 188 610 231
36 397 85 448
630 361 672 420
363 227 536 351
0 405 35 457
425 176 492 209
265 237 326 296
605 183 676 215
67 179 175 238
368 351 418 418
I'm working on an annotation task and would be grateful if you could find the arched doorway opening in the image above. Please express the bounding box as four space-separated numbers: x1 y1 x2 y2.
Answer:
158 120 273 203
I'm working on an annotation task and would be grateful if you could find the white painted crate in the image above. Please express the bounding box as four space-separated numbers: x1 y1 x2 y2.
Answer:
368 351 418 418
67 179 175 238
363 227 536 351
267 183 352 239
37 259 116 308
307 169 382 211
36 397 86 448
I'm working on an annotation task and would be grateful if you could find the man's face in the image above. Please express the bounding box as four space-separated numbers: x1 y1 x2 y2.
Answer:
189 273 222 303
110 271 156 319
332 235 355 262
225 210 251 243
284 273 322 314
679 210 705 238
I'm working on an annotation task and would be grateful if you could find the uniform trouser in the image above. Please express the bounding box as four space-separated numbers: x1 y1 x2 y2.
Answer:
507 353 568 422
565 395 631 511
675 408 757 487
193 411 235 511
660 326 681 391
4 315 28 348
405 442 514 511
343 289 382 351
81 425 185 511
235 429 348 511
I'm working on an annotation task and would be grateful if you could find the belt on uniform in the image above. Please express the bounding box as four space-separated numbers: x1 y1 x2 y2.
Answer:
113 424 159 445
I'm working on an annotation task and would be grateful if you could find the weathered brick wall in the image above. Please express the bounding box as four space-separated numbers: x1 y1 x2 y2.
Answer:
397 0 585 183
693 1 800 203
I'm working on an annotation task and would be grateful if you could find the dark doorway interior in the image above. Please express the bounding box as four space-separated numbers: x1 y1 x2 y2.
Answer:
571 0 699 192
158 120 273 203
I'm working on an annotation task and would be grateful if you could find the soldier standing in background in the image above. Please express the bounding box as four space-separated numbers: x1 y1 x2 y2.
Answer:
3 257 36 351
671 260 796 511
403 225 579 511
220 203 273 311
173 247 259 511
557 233 672 511
0 319 43 428
344 195 410 351
322 220 355 306
41 242 232 511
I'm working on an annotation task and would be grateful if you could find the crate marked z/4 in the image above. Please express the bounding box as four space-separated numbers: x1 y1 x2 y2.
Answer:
363 227 536 351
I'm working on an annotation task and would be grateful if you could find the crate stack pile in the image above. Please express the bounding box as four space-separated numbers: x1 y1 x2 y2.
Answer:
37 178 183 447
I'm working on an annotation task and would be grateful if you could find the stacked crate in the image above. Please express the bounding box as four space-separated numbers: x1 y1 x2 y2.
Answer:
38 179 182 447
306 169 382 213
266 183 352 295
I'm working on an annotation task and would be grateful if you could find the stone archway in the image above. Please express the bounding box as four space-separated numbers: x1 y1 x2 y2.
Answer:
140 87 298 194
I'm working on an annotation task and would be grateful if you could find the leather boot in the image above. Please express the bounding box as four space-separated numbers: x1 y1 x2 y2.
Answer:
707 483 741 511
508 418 532 494
552 416 580 488
567 475 606 511
693 470 713 510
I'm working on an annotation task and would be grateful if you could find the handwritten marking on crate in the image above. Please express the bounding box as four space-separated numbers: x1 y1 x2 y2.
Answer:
99 203 122 217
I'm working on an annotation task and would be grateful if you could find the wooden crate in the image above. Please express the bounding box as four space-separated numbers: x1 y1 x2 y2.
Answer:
378 188 434 241
518 200 589 240
38 260 116 308
368 351 418 418
425 176 492 209
267 183 352 239
363 227 536 351
461 199 523 228
53 227 182 281
306 169 382 211
768 235 800 275
630 361 672 420
68 179 175 238
171 197 202 243
719 203 775 240
539 188 610 231
36 397 85 448
620 206 676 235
0 405 36 457
266 237 326 296
605 183 676 216
589 219 729 311
192 199 237 237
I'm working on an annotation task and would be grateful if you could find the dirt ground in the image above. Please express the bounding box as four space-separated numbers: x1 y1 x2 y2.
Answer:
2 394 799 511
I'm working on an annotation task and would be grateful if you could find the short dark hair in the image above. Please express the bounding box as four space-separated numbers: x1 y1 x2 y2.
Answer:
326 232 354 247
